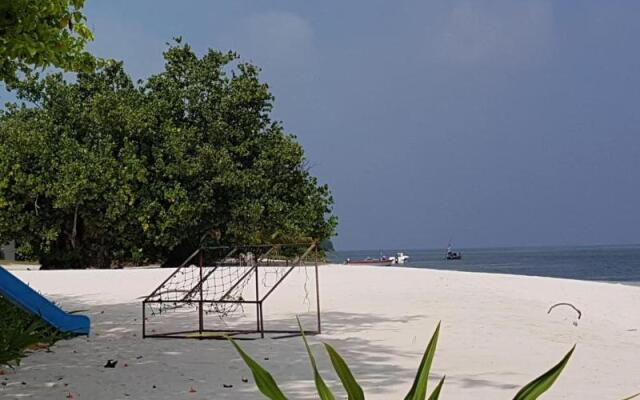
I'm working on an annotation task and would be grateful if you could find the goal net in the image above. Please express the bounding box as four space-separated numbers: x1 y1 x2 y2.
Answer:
142 243 321 338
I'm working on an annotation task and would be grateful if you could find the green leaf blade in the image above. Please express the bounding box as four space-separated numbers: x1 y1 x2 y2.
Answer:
297 317 335 400
513 345 575 400
228 338 288 400
427 376 445 400
324 342 365 400
404 321 441 400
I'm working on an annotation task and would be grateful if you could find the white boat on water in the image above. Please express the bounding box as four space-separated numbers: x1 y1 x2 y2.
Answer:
387 252 410 264
345 252 410 266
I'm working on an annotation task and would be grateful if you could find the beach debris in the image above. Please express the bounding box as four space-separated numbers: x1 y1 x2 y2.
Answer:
135 355 143 359
223 384 233 388
152 385 157 389
104 359 118 368
65 391 74 399
263 357 269 361
123 363 128 367
548 302 582 319
0 369 4 375
188 386 197 393
241 377 249 383
27 342 50 351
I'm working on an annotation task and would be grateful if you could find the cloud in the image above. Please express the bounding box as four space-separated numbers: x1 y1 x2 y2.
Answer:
431 1 554 67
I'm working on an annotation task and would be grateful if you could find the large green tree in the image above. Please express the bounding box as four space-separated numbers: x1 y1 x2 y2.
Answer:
0 41 336 268
0 0 95 84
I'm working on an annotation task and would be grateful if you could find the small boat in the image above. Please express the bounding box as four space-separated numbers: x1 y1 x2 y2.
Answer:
389 252 410 264
345 257 393 266
445 243 462 260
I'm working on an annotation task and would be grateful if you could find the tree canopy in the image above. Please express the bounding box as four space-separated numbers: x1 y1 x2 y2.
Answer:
0 41 336 268
0 0 95 84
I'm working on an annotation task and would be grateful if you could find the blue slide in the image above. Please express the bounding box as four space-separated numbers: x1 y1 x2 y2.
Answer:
0 266 90 335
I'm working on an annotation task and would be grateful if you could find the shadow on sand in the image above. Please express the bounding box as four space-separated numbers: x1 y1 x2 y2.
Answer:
4 296 522 399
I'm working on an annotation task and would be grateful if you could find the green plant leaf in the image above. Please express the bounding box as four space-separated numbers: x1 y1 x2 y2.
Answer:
297 317 335 400
228 338 288 400
513 345 575 400
621 393 640 400
404 321 441 400
323 342 365 400
427 376 445 400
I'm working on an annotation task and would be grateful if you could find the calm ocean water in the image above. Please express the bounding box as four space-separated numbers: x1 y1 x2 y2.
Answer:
329 245 640 283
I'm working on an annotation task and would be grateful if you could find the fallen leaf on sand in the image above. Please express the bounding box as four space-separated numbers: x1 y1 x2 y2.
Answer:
28 343 50 351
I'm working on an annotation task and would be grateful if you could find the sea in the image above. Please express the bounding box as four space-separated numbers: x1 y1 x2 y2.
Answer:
329 245 640 284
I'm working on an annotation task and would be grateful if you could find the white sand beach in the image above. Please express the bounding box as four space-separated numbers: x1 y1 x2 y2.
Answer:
2 265 639 399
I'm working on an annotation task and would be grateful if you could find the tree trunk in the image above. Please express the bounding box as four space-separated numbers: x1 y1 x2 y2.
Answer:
91 241 112 269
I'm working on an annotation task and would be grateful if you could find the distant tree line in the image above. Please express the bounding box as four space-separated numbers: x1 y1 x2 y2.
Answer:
0 39 337 268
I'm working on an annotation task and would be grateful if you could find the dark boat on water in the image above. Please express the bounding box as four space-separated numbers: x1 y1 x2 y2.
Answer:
344 257 393 266
446 243 462 260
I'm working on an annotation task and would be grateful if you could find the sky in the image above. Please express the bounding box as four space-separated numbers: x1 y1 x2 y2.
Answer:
6 1 640 250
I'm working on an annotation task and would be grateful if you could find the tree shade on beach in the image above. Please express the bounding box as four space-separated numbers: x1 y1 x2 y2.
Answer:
0 40 336 268
230 320 589 400
0 0 96 84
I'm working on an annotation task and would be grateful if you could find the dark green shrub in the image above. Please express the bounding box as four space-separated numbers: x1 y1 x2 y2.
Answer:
0 296 71 367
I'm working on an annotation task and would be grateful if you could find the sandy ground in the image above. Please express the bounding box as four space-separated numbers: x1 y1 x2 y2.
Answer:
1 265 639 399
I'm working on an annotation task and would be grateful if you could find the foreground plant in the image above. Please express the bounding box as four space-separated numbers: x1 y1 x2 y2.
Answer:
229 319 582 399
0 296 71 367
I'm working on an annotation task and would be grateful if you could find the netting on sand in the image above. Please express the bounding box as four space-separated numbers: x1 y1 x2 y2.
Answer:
145 253 257 318
142 243 320 338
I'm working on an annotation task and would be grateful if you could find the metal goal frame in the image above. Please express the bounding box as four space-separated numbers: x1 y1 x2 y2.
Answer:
142 242 321 339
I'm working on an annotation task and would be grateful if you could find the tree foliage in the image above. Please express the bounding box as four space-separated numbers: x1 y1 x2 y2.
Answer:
0 40 336 268
0 0 95 84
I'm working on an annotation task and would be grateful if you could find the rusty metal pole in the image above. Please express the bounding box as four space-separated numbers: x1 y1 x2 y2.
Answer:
315 244 321 334
259 303 265 338
255 262 260 333
142 302 146 338
198 250 204 335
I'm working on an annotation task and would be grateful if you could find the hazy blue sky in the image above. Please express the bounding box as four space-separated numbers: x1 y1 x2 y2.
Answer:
7 1 640 250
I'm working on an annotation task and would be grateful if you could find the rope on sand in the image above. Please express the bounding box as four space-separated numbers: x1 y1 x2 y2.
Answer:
548 302 582 319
